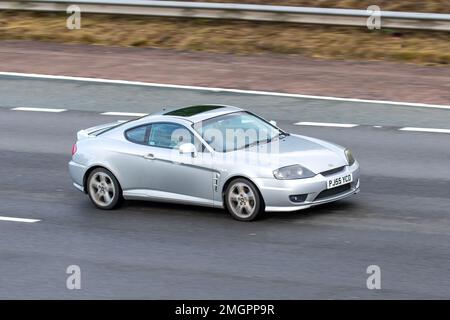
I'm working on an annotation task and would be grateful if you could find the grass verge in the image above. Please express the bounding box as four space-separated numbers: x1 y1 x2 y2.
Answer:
0 11 449 65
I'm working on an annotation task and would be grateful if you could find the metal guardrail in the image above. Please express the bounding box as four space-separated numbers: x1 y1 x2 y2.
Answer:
1 0 450 31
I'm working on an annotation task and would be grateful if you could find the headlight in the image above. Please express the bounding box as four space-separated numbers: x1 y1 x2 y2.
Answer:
273 164 315 180
345 148 356 166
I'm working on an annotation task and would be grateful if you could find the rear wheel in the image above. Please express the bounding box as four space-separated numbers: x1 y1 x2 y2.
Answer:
87 168 122 210
225 178 264 221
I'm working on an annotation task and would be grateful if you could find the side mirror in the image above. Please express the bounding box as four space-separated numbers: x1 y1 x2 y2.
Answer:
269 120 277 127
179 143 197 157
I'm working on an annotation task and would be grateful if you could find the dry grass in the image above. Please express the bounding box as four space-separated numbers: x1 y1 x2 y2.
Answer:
0 11 449 65
182 0 450 13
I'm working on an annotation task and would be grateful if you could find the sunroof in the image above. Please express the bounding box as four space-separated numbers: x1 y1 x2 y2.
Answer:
164 105 225 117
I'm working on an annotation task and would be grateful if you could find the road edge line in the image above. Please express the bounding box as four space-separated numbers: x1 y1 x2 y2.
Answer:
1 72 450 110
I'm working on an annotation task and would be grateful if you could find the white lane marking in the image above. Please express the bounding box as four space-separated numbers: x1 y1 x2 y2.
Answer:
294 121 359 128
0 216 40 223
1 72 450 110
399 127 450 134
11 107 67 113
101 112 148 117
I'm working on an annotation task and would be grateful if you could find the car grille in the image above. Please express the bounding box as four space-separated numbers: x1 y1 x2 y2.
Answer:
315 184 351 201
320 166 346 177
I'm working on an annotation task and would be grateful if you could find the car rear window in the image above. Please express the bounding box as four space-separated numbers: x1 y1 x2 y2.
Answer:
125 125 151 144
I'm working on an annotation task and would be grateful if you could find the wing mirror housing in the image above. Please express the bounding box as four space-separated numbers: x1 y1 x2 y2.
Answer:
179 143 197 157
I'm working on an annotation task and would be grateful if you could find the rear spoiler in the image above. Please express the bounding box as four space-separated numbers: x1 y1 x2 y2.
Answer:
76 120 126 140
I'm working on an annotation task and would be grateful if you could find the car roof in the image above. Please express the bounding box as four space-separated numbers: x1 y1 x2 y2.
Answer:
151 104 243 123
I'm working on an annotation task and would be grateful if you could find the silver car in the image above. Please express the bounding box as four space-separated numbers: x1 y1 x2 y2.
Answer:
69 105 360 221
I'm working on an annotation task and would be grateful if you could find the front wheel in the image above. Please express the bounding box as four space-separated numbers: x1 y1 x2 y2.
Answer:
87 168 122 210
225 178 264 221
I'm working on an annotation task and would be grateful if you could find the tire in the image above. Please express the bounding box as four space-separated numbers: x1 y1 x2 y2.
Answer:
87 168 123 210
224 178 264 221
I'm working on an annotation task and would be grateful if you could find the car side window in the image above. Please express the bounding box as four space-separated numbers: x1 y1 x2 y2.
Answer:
125 125 151 145
149 123 194 149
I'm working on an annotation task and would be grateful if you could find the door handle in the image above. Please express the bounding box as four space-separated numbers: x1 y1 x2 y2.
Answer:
143 153 155 160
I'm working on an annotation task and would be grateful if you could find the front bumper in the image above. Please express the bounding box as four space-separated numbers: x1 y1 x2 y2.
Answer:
255 162 360 212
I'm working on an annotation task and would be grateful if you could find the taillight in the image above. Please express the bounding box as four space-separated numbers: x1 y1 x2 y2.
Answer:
71 143 77 156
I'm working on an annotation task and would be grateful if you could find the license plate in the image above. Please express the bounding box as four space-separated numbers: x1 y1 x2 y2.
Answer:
327 173 353 189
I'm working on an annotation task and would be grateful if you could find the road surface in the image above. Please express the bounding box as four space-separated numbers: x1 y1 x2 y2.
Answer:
0 75 449 299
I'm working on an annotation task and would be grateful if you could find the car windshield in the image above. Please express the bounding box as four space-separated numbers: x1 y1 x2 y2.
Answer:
193 111 285 152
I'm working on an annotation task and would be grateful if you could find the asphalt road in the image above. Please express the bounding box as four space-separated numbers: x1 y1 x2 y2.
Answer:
0 75 450 299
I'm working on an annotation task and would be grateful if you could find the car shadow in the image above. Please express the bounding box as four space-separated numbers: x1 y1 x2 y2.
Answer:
265 200 359 221
119 198 359 222
121 200 228 218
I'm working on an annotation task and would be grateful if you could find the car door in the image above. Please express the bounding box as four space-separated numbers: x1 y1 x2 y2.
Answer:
113 123 158 191
142 122 215 206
